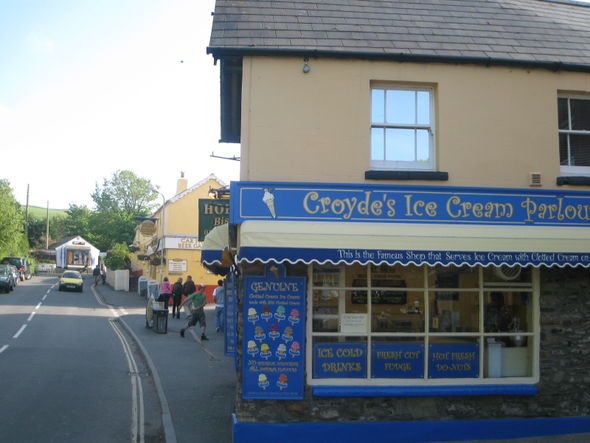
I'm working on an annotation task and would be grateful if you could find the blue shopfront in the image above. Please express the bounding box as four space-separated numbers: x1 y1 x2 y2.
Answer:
202 181 590 443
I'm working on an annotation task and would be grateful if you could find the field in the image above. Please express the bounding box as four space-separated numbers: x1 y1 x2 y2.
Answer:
27 206 68 220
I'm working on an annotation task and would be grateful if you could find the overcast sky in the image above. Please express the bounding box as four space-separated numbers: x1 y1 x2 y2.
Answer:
0 0 239 209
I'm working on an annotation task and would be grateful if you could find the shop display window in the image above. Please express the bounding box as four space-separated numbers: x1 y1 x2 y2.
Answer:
309 263 538 385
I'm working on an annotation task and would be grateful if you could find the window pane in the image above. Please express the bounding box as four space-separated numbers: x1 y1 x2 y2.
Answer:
386 90 415 125
386 128 415 161
371 263 424 288
312 289 340 332
429 292 479 333
428 265 479 288
558 97 569 130
372 291 425 333
484 291 533 333
482 266 532 284
371 127 385 161
371 89 385 124
559 133 569 165
484 336 533 378
416 129 430 162
570 98 590 130
417 91 430 125
313 264 341 287
569 134 590 166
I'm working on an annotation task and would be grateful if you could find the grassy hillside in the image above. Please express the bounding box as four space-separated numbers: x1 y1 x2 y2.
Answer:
27 206 68 220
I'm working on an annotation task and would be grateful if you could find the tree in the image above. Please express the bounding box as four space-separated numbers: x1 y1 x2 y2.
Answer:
61 205 94 241
0 179 27 256
92 170 157 215
90 170 158 251
104 242 131 270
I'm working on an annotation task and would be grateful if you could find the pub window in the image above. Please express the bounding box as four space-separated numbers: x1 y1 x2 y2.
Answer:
309 263 538 385
558 94 590 176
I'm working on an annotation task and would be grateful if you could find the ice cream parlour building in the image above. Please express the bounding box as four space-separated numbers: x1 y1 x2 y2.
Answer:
207 181 590 442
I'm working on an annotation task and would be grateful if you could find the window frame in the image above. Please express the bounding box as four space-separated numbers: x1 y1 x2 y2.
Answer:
558 93 590 177
370 84 436 171
306 264 540 387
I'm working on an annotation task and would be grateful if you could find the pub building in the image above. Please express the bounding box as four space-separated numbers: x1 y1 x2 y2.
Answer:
203 0 590 441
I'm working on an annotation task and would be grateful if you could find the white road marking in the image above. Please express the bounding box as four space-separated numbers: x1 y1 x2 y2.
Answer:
27 312 36 322
0 345 8 354
13 324 27 339
93 285 144 443
42 294 48 301
34 302 42 310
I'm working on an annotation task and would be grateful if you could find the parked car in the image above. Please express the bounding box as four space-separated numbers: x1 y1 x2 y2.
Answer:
0 257 31 281
0 265 16 293
58 270 83 292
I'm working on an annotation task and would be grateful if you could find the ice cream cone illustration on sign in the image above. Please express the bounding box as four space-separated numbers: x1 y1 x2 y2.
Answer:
262 188 276 218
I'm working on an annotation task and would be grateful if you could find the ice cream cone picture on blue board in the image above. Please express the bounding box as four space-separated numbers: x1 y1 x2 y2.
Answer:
262 188 276 218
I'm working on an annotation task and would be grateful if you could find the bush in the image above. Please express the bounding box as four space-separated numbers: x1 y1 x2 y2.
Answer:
104 243 131 270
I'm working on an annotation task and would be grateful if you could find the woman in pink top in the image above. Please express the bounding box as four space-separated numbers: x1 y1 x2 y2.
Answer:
158 276 172 309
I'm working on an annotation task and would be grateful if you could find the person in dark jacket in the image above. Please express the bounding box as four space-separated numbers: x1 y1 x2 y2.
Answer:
182 276 196 300
171 277 183 319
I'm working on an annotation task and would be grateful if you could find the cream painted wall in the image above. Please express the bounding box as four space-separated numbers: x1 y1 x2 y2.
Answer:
132 176 226 286
240 56 590 191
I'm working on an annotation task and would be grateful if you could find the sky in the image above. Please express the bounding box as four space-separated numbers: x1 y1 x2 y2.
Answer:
0 0 239 210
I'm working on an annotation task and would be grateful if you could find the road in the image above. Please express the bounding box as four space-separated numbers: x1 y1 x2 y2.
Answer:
0 275 164 442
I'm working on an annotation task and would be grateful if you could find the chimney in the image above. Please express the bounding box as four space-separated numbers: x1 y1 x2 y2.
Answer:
176 171 188 195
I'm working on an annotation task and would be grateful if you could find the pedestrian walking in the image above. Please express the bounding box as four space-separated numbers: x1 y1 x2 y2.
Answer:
213 279 225 332
179 283 209 341
171 277 183 319
100 262 107 285
93 265 101 286
182 275 196 299
158 276 172 310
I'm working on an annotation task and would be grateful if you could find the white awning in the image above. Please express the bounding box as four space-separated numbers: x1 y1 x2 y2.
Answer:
238 220 590 268
201 224 229 265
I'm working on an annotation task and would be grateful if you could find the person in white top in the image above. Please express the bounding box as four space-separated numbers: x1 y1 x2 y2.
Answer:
213 279 225 332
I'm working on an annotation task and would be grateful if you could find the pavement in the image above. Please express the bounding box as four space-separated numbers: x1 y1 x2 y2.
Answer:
91 281 236 443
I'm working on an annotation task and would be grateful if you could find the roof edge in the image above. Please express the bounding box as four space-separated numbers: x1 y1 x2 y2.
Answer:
206 47 590 74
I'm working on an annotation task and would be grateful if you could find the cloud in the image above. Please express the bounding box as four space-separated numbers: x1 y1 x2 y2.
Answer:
26 32 55 54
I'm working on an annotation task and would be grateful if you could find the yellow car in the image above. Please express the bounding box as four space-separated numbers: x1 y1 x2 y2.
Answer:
58 271 84 292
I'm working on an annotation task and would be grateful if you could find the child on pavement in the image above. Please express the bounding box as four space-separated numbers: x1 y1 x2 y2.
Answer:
179 283 209 341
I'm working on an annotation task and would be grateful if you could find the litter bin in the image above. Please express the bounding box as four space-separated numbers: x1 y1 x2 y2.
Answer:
153 308 168 334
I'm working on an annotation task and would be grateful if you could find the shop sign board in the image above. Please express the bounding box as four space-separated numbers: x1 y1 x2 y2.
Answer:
224 274 237 357
167 259 187 273
313 342 367 379
242 269 306 400
199 199 230 241
428 343 479 378
231 181 590 228
372 343 424 378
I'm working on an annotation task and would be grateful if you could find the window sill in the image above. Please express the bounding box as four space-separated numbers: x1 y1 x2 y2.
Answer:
365 170 449 181
312 384 537 397
556 176 590 186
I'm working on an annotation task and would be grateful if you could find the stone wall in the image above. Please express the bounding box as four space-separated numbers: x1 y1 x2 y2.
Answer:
234 267 590 423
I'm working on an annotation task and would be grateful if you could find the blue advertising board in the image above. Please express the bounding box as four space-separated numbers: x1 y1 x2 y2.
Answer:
230 181 590 227
429 343 479 378
224 274 237 357
372 343 424 378
242 266 306 400
313 342 367 379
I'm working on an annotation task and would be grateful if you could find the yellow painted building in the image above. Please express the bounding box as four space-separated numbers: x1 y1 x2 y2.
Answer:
130 173 228 288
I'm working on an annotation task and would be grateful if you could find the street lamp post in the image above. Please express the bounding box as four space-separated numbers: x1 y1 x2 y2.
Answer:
154 190 166 284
